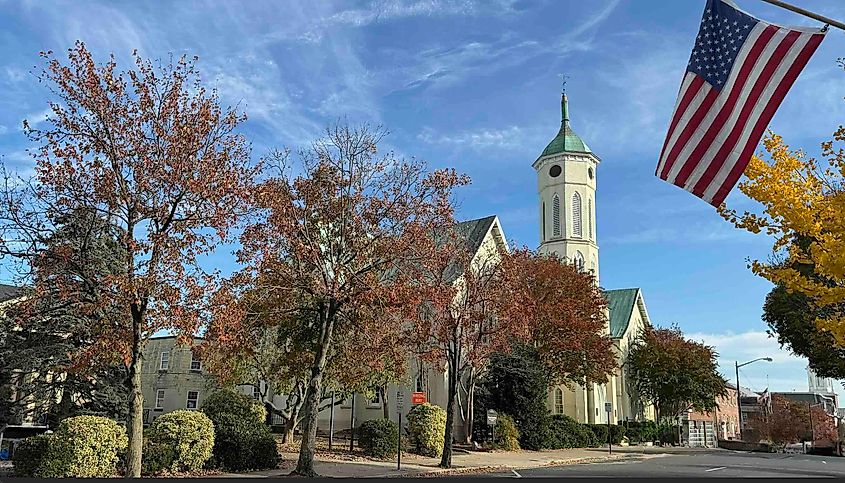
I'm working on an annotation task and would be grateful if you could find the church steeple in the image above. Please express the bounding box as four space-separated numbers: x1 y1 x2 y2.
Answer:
540 93 591 158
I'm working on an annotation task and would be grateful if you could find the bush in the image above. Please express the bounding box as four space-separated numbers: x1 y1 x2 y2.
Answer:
406 403 446 457
201 389 266 425
621 421 658 444
201 411 279 471
544 415 598 449
142 439 176 476
359 418 399 459
146 410 214 473
494 415 520 451
34 415 128 477
12 434 50 477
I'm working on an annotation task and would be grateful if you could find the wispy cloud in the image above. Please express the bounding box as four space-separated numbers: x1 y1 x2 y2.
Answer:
418 125 538 149
603 221 757 245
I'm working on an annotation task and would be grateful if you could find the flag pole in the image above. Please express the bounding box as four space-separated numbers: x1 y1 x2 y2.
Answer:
759 0 845 32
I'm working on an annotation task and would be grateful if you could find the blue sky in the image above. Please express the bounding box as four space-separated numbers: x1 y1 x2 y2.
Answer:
1 0 844 401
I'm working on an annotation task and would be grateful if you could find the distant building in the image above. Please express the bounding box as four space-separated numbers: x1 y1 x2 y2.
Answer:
807 367 837 395
140 335 219 425
682 383 740 447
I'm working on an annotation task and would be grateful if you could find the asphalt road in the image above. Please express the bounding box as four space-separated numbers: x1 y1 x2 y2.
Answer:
485 451 845 478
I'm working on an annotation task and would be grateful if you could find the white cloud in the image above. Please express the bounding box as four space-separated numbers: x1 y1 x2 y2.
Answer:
417 125 537 149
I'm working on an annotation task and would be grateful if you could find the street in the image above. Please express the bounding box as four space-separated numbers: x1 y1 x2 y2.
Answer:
483 451 845 478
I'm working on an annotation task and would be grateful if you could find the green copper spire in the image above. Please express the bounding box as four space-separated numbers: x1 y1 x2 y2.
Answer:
540 93 591 157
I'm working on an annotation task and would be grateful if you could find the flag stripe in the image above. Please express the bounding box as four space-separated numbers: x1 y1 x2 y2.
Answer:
658 80 713 179
660 23 773 182
668 24 781 186
655 73 699 176
693 31 813 198
707 32 825 205
686 29 805 195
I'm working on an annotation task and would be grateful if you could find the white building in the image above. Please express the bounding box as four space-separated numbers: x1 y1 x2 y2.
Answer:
534 92 654 424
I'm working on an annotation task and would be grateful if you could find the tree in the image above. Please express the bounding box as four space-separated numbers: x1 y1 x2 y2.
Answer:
763 284 845 379
501 250 617 386
0 43 256 476
477 342 554 450
627 325 727 423
221 124 466 476
0 208 128 428
720 114 845 345
408 221 517 468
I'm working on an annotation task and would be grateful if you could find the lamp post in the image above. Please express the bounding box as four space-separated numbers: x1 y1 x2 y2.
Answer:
736 357 773 441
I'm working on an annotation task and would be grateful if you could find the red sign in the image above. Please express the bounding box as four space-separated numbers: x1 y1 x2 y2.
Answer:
411 392 427 405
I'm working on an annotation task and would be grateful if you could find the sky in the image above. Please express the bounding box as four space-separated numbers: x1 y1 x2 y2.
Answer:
1 0 844 402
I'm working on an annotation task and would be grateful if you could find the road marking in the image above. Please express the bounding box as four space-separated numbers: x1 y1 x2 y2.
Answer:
511 469 522 478
705 466 727 472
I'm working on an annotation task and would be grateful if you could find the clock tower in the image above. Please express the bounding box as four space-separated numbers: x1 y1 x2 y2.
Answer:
533 92 600 283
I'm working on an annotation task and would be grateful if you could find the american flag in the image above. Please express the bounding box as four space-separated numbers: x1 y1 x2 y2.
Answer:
655 0 826 207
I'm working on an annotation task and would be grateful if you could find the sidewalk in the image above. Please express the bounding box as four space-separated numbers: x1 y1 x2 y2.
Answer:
241 447 656 478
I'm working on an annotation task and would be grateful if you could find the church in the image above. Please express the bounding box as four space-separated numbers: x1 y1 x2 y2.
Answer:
533 92 655 424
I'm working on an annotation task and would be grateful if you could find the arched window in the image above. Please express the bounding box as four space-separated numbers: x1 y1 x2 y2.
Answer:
574 251 585 271
552 195 561 237
554 388 564 415
572 192 582 238
588 198 593 240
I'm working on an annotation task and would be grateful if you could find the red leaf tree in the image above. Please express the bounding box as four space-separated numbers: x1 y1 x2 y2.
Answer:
500 249 617 386
223 123 467 476
0 42 256 476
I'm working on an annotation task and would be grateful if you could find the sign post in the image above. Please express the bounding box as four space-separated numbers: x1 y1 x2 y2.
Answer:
396 391 405 471
605 402 612 455
487 409 498 446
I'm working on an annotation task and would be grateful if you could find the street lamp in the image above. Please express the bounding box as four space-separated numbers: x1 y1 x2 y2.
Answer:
736 357 773 441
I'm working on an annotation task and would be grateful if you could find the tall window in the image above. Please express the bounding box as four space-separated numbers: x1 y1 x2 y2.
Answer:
572 192 582 238
368 391 381 407
574 251 585 271
186 391 199 410
552 195 561 237
155 389 165 409
588 198 593 239
253 384 261 400
554 388 564 415
542 202 546 240
159 351 169 371
190 352 202 372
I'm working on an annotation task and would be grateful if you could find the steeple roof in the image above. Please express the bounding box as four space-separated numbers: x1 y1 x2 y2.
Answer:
540 93 591 157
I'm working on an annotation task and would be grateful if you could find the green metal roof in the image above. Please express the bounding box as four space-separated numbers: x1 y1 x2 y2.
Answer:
605 288 640 339
540 93 591 157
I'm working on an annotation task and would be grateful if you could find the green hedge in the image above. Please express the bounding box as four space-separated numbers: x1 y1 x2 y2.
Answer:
145 410 215 473
12 434 51 477
359 418 399 459
543 415 598 449
201 392 279 471
22 415 129 477
406 403 446 457
142 439 177 476
494 415 521 451
621 421 658 444
585 424 625 445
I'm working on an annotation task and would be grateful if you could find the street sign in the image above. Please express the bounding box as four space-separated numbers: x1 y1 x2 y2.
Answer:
487 409 498 426
396 391 405 412
604 402 612 413
411 392 427 405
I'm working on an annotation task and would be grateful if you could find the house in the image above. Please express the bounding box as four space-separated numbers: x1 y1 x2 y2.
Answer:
681 382 740 447
140 335 219 425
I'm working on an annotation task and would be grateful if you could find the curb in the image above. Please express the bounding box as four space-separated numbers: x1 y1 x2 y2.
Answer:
409 454 634 478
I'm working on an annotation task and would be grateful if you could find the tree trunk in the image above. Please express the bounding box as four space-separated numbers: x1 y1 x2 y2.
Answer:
463 368 475 444
440 351 459 468
282 418 295 444
293 308 335 477
379 385 390 420
124 306 145 478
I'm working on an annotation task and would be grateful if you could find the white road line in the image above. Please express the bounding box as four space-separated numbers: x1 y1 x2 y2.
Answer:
705 466 727 472
511 469 522 478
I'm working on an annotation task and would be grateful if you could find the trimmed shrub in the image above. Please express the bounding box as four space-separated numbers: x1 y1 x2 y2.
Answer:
406 403 446 457
588 424 608 446
201 389 266 425
200 410 279 471
544 415 598 449
37 415 128 477
494 415 520 451
146 410 214 473
12 434 50 477
142 438 176 476
359 418 399 459
623 421 659 444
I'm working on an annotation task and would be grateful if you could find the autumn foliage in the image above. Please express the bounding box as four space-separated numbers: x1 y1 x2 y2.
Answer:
747 395 838 448
0 43 256 476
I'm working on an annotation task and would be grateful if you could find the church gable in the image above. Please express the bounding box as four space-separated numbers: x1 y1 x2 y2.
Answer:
605 288 651 340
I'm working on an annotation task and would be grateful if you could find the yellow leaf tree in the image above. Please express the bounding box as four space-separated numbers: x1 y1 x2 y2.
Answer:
721 127 845 345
